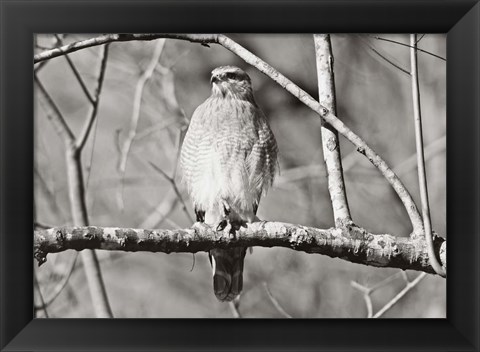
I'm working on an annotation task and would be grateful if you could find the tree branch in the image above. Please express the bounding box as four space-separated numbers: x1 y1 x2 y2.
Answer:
54 34 95 105
117 39 166 173
35 50 113 317
34 33 424 233
34 222 446 276
373 36 446 61
410 34 445 277
314 34 352 225
373 272 427 318
76 44 110 151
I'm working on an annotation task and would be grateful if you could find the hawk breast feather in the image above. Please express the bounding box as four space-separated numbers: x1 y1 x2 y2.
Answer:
180 95 277 218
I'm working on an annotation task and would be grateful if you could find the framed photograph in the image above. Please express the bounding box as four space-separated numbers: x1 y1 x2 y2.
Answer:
1 1 479 351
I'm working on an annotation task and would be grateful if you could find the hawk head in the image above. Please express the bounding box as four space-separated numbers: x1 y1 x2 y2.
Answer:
210 66 254 101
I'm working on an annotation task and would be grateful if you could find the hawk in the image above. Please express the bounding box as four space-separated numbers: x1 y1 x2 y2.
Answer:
180 66 278 302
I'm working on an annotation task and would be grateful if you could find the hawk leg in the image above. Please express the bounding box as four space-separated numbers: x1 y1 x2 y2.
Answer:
215 200 231 232
195 207 205 222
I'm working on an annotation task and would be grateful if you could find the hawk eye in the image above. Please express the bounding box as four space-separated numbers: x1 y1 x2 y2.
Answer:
225 72 237 80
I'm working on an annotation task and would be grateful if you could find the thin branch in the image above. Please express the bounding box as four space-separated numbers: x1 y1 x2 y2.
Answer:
263 282 292 318
35 33 424 234
117 39 166 173
149 161 194 224
229 299 242 318
314 34 351 225
34 271 49 318
373 272 427 318
373 36 446 61
351 271 406 296
34 76 76 145
36 73 113 317
393 135 446 176
415 34 426 44
139 189 180 229
34 59 50 73
369 271 405 292
55 34 95 105
34 253 79 309
76 44 110 151
34 34 216 63
409 34 446 277
133 117 178 141
356 35 410 76
275 135 445 185
34 222 446 275
351 270 426 318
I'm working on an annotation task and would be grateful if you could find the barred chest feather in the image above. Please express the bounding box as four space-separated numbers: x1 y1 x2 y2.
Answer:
180 94 277 221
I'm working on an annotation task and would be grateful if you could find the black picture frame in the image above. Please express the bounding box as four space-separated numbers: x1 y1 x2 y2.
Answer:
1 0 479 351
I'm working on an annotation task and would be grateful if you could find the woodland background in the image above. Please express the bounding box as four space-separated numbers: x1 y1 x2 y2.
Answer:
34 34 446 318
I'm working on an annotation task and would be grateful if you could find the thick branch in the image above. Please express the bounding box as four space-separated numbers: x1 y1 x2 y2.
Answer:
34 222 446 276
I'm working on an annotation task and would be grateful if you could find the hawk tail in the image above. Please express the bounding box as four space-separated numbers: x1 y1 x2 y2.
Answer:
209 247 247 302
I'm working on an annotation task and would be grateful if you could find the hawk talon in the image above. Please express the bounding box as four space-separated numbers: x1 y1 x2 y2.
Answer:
195 207 205 222
216 219 228 232
229 226 237 240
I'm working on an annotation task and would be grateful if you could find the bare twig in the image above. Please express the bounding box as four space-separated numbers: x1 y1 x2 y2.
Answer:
314 34 351 225
415 34 426 44
34 271 49 318
410 34 446 277
373 36 446 61
35 77 76 145
34 253 79 310
394 135 446 176
76 45 110 151
117 39 166 173
35 49 113 317
139 189 179 229
369 271 405 292
229 298 242 318
356 35 410 76
351 270 428 318
275 135 445 185
351 281 374 318
133 117 178 142
34 33 424 233
149 161 194 224
263 282 292 318
373 272 427 318
55 34 94 105
34 222 446 275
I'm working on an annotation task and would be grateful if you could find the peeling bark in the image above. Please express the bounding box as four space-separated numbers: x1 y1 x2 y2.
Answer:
34 222 446 276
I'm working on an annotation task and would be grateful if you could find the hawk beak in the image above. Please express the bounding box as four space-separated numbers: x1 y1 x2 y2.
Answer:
211 75 219 84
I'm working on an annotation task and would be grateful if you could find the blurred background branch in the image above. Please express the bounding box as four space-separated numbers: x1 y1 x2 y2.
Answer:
351 270 427 318
34 44 113 318
118 40 166 178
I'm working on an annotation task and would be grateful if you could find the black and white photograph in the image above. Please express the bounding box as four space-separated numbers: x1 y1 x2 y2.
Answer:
33 33 447 319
